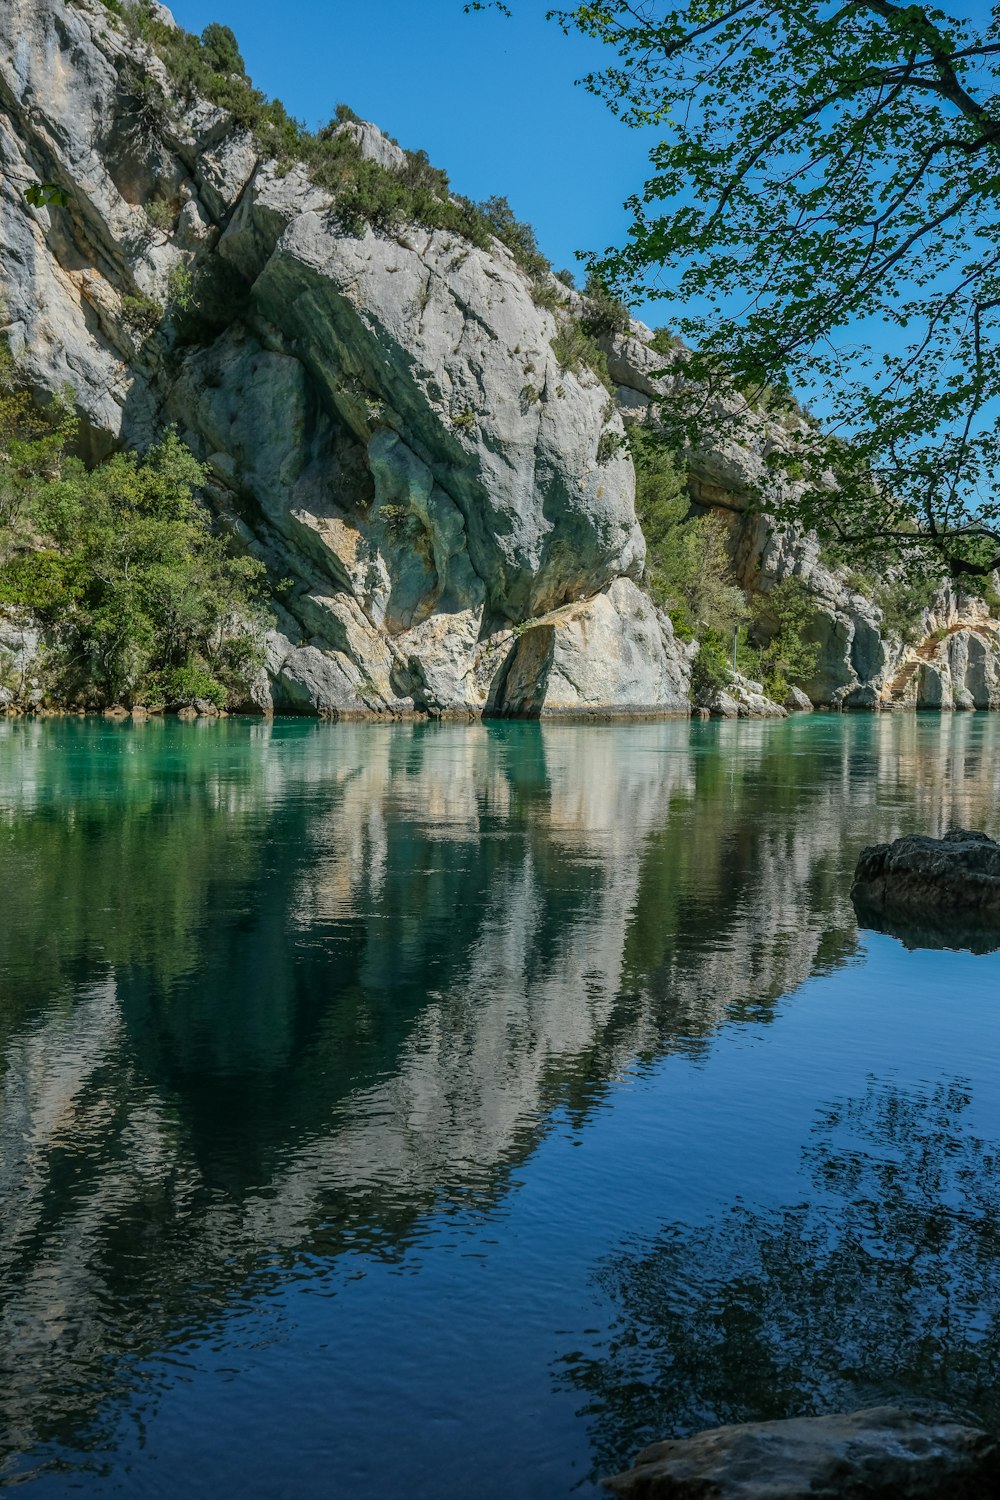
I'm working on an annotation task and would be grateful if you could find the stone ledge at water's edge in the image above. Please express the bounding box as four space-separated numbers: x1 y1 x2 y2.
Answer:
2 0 1000 717
604 1407 1000 1500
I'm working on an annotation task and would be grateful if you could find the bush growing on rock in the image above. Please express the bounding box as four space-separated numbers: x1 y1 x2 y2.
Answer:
629 425 747 641
551 320 612 388
107 5 565 286
743 577 820 699
120 291 164 338
580 271 630 338
0 352 268 709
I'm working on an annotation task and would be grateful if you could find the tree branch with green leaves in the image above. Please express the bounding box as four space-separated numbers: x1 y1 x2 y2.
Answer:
542 0 1000 580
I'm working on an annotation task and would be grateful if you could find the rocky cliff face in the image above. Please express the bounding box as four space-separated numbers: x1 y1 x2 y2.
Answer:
0 0 692 717
606 323 1000 710
2 0 997 717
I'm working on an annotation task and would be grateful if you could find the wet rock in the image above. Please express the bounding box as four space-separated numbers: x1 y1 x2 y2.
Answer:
604 1406 1000 1499
852 829 1000 929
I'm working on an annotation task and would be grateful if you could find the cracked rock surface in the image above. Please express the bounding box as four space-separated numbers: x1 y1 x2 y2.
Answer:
1 0 684 716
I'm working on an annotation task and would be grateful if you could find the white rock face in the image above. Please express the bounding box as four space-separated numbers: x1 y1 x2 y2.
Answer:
499 579 691 717
0 0 671 716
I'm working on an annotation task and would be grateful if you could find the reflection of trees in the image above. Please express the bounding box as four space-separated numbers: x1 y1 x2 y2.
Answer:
558 1079 1000 1479
3 714 1000 1475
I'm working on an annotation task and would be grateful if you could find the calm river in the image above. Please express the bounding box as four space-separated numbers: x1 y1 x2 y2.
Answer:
1 714 998 1497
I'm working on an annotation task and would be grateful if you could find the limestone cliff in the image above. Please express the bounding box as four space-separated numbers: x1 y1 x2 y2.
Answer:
606 322 1000 711
2 0 997 717
0 0 691 717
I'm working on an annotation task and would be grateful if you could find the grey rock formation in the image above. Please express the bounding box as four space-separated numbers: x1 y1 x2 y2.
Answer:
697 675 787 720
603 321 1000 711
499 579 691 717
0 613 42 706
852 828 1000 948
604 1407 1000 1499
0 0 671 716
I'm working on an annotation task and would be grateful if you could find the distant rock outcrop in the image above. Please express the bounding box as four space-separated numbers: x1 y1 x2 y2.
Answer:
602 323 1000 711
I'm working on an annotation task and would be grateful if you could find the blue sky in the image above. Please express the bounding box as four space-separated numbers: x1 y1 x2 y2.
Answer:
167 0 665 324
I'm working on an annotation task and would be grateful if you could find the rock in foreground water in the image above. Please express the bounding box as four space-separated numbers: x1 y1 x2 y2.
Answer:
603 1406 1000 1499
852 828 1000 923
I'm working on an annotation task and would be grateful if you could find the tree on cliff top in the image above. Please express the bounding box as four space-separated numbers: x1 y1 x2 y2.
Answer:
537 1 1000 580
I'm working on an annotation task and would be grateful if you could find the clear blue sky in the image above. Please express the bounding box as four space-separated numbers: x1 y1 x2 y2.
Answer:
167 0 665 324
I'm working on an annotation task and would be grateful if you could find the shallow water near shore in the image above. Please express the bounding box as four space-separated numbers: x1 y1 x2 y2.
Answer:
1 712 999 1498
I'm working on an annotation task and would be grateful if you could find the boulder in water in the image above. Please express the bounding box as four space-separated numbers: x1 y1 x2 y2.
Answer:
852 828 1000 917
604 1406 1000 1499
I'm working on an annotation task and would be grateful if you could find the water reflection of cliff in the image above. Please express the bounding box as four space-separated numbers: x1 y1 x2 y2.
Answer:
1 713 999 1470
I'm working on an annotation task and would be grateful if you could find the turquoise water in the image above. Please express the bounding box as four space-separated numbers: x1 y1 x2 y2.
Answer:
1 713 999 1497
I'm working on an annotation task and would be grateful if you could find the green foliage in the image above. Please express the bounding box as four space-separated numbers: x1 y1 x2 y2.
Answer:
743 577 820 698
580 270 629 338
530 279 563 311
628 424 746 648
0 345 76 534
24 181 70 209
550 0 1000 579
476 195 550 281
648 326 683 359
166 262 194 311
872 577 934 646
117 61 172 149
199 22 245 76
0 354 267 709
145 663 227 710
551 319 611 388
145 196 176 232
691 632 732 697
982 580 1000 619
120 291 163 337
96 7 560 303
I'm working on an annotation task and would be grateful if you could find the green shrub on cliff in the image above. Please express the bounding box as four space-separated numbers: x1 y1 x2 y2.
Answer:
101 5 562 285
628 424 746 641
742 577 820 699
0 352 268 708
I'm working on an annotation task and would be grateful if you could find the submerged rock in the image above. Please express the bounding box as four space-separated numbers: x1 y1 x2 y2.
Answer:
604 1406 1000 1499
